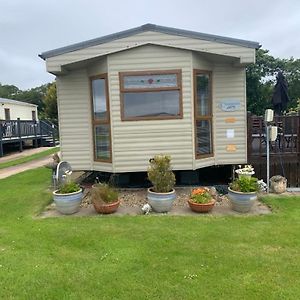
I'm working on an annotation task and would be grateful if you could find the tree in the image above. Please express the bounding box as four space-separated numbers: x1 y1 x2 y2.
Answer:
43 82 58 124
246 49 300 115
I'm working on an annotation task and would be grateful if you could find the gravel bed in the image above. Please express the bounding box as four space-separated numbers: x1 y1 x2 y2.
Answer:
81 187 228 208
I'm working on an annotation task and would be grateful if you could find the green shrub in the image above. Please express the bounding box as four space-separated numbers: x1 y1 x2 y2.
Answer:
147 155 176 193
230 176 259 193
58 182 81 194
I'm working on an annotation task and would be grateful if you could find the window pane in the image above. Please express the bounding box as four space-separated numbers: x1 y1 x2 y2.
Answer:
92 79 107 120
94 125 110 160
196 74 210 116
196 120 212 155
123 91 180 118
124 74 178 89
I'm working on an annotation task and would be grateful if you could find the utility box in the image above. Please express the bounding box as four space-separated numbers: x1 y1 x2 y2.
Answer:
269 126 278 141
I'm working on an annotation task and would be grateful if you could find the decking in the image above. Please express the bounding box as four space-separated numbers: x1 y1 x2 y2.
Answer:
0 119 58 156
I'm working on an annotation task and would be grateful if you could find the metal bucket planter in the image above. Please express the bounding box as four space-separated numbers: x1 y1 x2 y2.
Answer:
227 188 257 213
53 189 83 214
147 188 176 213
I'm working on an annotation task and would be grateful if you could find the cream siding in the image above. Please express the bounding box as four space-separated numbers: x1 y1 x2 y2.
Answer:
46 31 255 73
108 45 193 172
213 64 247 165
0 102 38 120
55 43 248 172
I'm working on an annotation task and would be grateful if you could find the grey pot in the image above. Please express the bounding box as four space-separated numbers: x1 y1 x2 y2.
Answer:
147 188 176 213
227 187 257 213
53 189 83 215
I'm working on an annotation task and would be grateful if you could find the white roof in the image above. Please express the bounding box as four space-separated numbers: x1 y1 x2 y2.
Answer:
0 97 37 107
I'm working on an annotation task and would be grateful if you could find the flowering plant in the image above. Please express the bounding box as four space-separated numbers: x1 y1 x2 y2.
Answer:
235 165 255 176
190 188 212 204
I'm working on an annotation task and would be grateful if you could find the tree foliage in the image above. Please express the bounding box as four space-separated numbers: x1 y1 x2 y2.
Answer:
42 82 58 124
246 49 300 115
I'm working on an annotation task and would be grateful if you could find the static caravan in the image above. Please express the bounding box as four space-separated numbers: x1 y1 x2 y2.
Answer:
40 24 259 173
0 98 38 121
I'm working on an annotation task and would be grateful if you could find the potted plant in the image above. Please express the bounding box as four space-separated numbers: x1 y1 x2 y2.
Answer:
228 167 260 212
53 171 83 214
91 183 120 214
188 187 215 213
270 175 287 194
147 154 176 213
235 164 255 178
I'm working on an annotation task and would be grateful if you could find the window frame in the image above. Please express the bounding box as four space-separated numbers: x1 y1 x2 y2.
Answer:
119 69 183 121
193 69 214 159
90 73 112 163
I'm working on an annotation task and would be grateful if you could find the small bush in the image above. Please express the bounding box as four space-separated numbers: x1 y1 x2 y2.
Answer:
230 176 259 193
147 155 176 193
58 182 81 194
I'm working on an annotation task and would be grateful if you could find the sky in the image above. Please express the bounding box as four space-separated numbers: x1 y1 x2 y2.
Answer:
0 0 300 90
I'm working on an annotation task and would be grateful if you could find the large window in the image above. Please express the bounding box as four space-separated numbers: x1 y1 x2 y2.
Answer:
90 74 111 162
194 70 213 158
119 70 182 121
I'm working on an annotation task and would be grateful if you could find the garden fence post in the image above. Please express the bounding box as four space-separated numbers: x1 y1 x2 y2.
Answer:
0 122 3 157
17 118 23 152
33 120 38 148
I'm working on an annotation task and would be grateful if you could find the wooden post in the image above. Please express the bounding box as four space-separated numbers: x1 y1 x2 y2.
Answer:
17 118 23 152
33 121 38 148
0 122 3 157
247 112 252 163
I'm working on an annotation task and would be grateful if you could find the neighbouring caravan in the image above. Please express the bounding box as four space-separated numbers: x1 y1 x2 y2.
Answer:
0 98 38 121
40 24 260 173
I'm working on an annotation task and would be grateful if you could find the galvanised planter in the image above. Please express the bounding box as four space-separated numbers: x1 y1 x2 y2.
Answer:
227 188 257 213
53 189 83 215
147 188 176 213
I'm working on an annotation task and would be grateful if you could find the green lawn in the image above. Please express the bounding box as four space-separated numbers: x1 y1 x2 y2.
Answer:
0 168 300 299
0 147 59 169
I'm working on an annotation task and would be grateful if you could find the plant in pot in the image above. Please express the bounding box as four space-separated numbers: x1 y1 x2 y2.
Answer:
188 187 216 213
228 168 260 213
147 154 176 213
53 171 83 214
91 182 120 214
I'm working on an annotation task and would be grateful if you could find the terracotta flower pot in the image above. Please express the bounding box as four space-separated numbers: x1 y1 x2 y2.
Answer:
187 199 215 213
92 199 120 214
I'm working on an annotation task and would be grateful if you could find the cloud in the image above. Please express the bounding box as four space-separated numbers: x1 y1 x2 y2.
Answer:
0 0 299 89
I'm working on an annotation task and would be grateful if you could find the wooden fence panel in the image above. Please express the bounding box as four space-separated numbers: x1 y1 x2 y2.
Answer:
247 113 300 187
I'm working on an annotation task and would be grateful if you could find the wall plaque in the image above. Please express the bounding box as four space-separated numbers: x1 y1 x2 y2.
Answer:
219 100 241 112
226 144 237 152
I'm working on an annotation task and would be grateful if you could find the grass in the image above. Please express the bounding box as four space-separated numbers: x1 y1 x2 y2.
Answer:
0 168 300 299
0 147 59 169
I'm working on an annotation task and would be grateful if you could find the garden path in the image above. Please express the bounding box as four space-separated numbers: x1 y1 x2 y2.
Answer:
0 155 53 179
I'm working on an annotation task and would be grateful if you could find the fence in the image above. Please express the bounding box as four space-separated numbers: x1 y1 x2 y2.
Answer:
247 113 300 187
